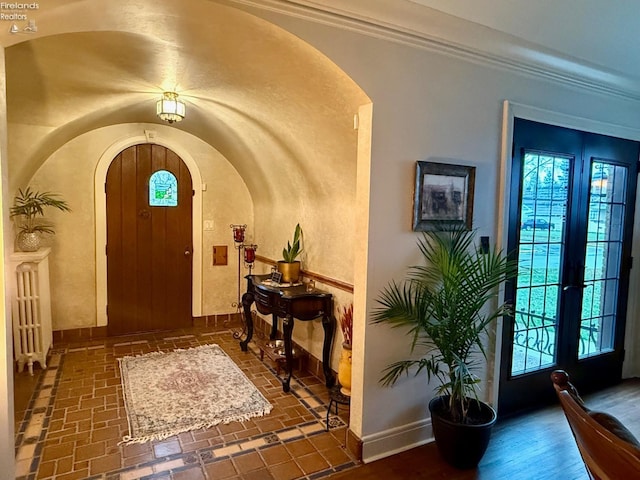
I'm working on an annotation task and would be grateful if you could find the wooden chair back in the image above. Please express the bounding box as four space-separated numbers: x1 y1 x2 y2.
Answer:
551 370 640 480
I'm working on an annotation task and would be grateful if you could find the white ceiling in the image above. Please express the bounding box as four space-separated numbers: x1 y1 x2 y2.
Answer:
298 0 640 98
410 0 640 84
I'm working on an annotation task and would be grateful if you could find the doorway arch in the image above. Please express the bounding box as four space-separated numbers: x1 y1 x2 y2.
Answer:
94 133 203 327
1 3 373 475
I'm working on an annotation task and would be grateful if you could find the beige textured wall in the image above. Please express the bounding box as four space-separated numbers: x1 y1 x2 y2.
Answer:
0 47 16 480
270 15 640 456
1 0 640 470
21 123 253 330
11 111 356 374
180 130 255 315
26 129 97 329
1 0 364 353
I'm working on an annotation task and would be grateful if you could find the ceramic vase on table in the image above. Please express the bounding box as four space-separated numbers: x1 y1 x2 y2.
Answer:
277 261 301 283
337 342 352 396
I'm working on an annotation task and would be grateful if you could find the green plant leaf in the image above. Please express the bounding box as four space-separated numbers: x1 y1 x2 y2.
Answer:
372 226 516 424
10 187 70 234
281 223 303 263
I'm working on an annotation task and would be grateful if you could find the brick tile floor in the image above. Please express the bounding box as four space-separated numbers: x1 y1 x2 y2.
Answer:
14 325 357 480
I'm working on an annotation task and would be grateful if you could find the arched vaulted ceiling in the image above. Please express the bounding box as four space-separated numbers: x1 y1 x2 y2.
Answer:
5 0 640 200
5 0 636 212
2 0 369 201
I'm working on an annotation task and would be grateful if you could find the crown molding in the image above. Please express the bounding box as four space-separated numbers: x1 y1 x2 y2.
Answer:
225 0 640 102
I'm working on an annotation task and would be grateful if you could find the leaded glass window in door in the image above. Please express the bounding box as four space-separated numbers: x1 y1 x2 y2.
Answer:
499 117 637 417
580 161 628 358
511 152 569 375
149 170 178 207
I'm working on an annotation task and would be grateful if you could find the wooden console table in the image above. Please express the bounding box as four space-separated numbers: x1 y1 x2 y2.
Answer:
240 274 336 392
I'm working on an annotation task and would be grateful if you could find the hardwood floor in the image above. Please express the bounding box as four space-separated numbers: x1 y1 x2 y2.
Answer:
329 379 640 480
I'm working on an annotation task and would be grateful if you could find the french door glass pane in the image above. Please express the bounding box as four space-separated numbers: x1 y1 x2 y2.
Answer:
511 152 569 376
579 161 627 358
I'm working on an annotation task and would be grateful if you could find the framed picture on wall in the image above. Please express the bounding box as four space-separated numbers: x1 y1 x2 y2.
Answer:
412 161 475 231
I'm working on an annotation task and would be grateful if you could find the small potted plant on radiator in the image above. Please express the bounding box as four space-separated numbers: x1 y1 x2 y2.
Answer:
10 187 71 252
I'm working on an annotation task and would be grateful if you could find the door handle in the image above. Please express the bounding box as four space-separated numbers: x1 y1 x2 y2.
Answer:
184 249 191 256
563 263 587 291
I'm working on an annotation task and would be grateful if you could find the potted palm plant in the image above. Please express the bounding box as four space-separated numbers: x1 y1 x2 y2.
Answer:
10 187 71 252
277 223 303 283
372 228 516 469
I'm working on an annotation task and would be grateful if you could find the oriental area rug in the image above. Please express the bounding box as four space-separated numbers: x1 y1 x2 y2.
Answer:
118 344 272 444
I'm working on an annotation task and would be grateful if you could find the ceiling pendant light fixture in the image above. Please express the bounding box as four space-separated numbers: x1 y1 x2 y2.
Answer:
156 91 186 123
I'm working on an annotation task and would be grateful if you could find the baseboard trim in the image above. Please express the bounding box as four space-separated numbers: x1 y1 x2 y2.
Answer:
52 326 108 343
361 417 433 463
346 428 363 461
52 313 241 343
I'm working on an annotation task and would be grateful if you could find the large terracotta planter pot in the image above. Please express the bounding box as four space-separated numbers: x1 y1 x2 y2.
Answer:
428 395 496 469
277 261 300 283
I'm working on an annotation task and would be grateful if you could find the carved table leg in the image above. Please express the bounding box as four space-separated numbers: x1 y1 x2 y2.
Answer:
322 313 336 388
282 314 294 392
239 291 254 352
270 314 279 340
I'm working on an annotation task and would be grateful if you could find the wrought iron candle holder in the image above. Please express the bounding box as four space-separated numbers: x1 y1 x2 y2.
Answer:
228 225 258 341
230 224 247 312
243 244 258 275
231 224 246 245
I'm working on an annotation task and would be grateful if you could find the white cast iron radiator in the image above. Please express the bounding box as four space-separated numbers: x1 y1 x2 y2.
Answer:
12 261 52 375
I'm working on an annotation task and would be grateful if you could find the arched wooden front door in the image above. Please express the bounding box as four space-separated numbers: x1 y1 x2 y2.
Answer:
106 144 193 335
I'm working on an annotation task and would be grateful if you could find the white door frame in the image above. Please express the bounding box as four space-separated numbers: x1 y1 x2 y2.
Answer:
94 135 203 327
493 101 640 407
